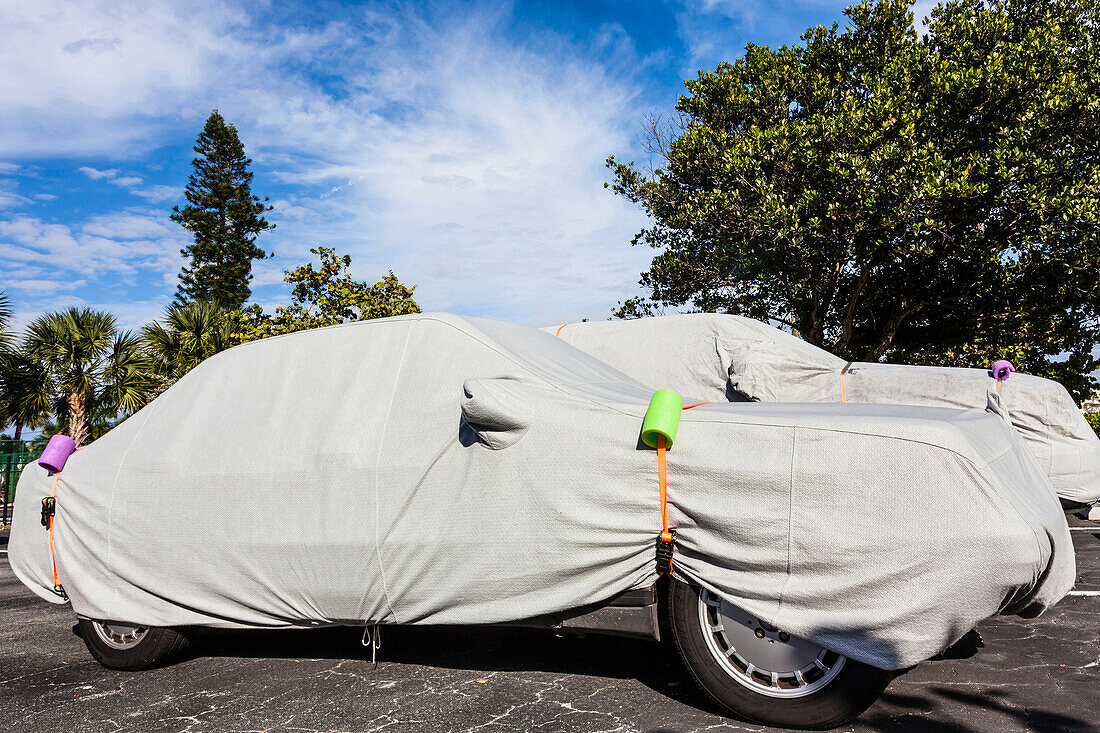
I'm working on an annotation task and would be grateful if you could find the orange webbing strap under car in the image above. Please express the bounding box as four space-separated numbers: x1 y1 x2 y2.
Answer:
840 361 853 403
653 401 712 577
43 474 66 598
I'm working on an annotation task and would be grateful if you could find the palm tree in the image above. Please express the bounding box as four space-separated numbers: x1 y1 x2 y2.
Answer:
0 349 53 443
25 308 154 447
143 301 236 380
0 289 13 434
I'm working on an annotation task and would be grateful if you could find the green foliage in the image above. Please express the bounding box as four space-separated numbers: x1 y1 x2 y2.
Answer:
1087 412 1100 438
24 308 154 446
143 302 238 381
0 290 12 356
172 110 274 309
609 0 1100 401
0 348 53 442
238 246 421 340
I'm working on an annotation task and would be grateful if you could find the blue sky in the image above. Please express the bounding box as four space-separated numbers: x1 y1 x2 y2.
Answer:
0 0 934 331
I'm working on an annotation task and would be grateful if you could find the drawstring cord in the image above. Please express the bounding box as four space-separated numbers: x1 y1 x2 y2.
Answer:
361 624 381 666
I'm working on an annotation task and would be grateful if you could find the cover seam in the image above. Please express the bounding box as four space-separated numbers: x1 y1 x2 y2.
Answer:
370 324 412 624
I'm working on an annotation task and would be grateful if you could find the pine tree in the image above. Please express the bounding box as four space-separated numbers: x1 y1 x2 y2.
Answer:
171 110 274 309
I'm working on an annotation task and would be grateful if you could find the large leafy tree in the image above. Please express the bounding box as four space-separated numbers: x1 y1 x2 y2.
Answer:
172 110 274 309
25 308 153 447
239 246 421 340
609 0 1100 400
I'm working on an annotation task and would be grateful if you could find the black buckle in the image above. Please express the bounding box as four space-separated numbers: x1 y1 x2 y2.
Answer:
655 531 675 576
41 497 55 528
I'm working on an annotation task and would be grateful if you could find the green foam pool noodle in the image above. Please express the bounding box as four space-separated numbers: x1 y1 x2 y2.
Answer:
641 389 683 449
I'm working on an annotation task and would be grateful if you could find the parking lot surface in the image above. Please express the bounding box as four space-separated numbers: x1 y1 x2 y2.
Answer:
1 519 1097 733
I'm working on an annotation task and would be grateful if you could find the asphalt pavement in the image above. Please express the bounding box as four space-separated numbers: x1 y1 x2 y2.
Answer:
0 519 1097 733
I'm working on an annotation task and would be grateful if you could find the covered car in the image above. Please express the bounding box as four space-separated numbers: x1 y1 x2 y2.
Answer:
549 314 1100 506
10 313 1075 729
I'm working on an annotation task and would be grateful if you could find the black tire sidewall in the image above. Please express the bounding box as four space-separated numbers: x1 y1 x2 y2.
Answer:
78 618 189 671
667 580 892 730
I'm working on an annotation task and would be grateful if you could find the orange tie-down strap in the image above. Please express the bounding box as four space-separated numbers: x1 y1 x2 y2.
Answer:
840 361 853 403
655 401 712 576
554 324 566 337
44 474 65 597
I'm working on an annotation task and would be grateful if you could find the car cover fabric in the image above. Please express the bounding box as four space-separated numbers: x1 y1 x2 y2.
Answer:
550 314 1100 505
10 313 1075 671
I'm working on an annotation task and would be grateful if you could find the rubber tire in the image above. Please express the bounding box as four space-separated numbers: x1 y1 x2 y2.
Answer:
667 580 893 730
78 618 190 671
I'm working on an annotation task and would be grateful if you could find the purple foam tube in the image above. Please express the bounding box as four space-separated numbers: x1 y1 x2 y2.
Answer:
991 360 1015 381
38 434 76 473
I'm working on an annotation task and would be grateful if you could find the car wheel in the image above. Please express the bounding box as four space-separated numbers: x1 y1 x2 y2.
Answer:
78 618 190 670
667 580 893 730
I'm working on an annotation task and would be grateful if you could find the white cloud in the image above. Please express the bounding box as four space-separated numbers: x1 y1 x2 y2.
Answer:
77 165 147 193
132 184 183 203
5 278 86 293
227 5 653 323
1 1 659 324
0 213 182 280
0 178 31 210
78 166 121 180
82 211 172 240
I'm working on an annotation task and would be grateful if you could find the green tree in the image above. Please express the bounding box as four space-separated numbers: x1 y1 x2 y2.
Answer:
240 246 421 340
25 308 154 447
0 349 53 443
143 302 237 381
172 110 274 309
0 290 12 357
609 0 1100 401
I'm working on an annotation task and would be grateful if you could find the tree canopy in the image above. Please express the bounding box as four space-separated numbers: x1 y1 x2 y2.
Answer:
239 246 421 340
172 110 274 309
24 308 153 447
609 0 1100 400
143 301 238 381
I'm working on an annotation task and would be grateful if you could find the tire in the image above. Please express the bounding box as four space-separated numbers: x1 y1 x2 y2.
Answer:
78 618 190 671
667 580 893 730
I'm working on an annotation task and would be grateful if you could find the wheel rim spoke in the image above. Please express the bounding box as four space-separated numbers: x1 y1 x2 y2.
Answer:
696 588 846 699
93 621 148 650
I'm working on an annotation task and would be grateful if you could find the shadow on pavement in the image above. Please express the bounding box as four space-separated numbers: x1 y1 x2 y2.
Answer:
857 684 1094 733
150 622 729 718
150 622 1093 732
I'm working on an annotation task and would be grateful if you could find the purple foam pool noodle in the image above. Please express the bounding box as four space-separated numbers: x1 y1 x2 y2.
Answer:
38 435 76 473
991 359 1015 381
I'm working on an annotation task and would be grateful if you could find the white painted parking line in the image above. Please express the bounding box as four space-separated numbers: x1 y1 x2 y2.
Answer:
1068 591 1100 596
1069 527 1099 531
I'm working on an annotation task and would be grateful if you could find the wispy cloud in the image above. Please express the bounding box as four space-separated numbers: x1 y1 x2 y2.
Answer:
0 212 184 305
78 166 121 181
0 178 31 210
2 1 659 325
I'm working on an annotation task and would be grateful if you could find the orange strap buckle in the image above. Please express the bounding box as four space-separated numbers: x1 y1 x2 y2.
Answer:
43 474 66 598
653 401 712 577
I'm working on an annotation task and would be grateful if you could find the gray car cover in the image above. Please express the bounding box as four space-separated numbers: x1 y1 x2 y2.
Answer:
10 313 1074 671
549 314 1100 505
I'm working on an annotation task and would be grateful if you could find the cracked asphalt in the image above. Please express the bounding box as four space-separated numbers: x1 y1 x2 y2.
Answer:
1 518 1097 733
